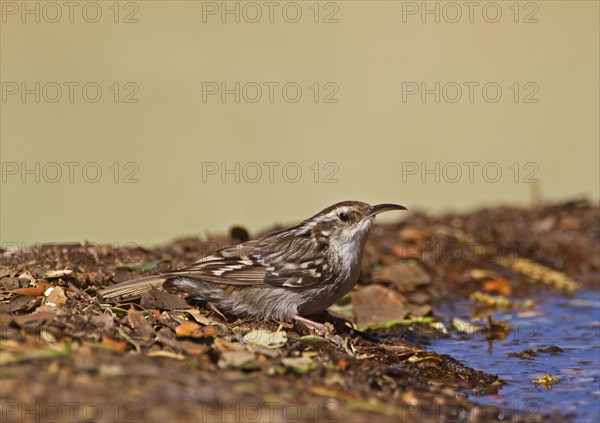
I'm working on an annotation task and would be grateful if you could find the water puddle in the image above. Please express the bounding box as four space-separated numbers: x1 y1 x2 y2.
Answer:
430 290 600 421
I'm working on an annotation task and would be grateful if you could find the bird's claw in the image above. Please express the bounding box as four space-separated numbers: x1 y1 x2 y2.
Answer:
293 315 347 349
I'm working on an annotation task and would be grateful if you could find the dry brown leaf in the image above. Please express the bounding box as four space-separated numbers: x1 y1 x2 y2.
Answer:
175 321 201 337
46 286 68 306
482 278 512 296
351 285 408 329
44 269 73 279
469 291 512 308
127 308 156 344
175 322 221 338
90 314 115 332
140 287 190 310
0 296 37 313
16 271 36 284
8 281 52 297
0 277 21 291
243 329 287 349
101 336 127 352
376 261 431 291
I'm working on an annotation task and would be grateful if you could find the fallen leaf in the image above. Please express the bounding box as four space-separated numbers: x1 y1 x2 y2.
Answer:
407 290 430 305
0 296 37 313
0 277 21 291
430 321 448 334
175 322 223 338
43 269 73 279
351 285 408 329
243 329 287 349
452 317 484 334
175 321 201 336
16 271 36 285
8 281 52 297
101 336 127 352
375 261 431 290
127 308 156 345
183 309 222 325
90 314 115 332
405 303 432 317
467 269 500 281
46 286 68 306
218 350 255 368
140 287 190 310
482 278 512 296
469 291 512 308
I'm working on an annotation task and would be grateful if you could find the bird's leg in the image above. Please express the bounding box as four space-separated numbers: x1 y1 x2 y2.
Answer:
314 311 380 341
314 311 356 334
207 302 228 321
293 315 349 352
293 315 336 336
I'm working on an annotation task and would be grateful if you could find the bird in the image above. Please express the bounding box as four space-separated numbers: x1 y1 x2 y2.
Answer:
99 201 407 330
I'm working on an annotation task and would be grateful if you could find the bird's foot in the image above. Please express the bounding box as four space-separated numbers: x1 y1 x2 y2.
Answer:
292 315 350 352
293 315 336 336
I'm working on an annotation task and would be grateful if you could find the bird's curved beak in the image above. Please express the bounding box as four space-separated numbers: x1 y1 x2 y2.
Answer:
362 203 407 221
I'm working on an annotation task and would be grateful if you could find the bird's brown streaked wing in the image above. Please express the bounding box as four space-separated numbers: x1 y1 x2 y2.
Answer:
162 236 324 288
100 237 324 300
253 234 325 288
162 260 268 285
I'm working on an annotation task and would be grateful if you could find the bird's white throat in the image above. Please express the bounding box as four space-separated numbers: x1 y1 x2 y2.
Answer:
334 218 373 277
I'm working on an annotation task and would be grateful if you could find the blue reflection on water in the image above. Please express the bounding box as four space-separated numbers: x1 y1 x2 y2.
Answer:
430 290 600 422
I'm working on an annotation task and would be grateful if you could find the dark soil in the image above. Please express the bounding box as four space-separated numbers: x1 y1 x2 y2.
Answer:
1 199 598 422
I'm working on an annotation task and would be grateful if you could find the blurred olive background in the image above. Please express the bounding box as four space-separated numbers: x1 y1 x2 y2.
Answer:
1 1 598 246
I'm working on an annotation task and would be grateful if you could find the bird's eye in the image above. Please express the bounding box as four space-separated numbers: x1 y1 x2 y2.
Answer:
338 212 349 222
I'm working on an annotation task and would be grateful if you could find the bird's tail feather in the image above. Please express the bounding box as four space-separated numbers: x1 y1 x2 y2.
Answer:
99 275 167 300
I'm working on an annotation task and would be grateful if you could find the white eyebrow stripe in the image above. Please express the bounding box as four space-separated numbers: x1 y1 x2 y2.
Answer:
328 207 350 218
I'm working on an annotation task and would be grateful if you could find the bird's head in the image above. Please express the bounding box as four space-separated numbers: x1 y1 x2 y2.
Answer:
300 200 407 247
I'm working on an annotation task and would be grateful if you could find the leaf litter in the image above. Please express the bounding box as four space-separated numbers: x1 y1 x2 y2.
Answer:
0 200 597 422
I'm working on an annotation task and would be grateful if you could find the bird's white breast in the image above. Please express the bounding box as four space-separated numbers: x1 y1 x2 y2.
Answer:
335 218 373 291
298 218 374 316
